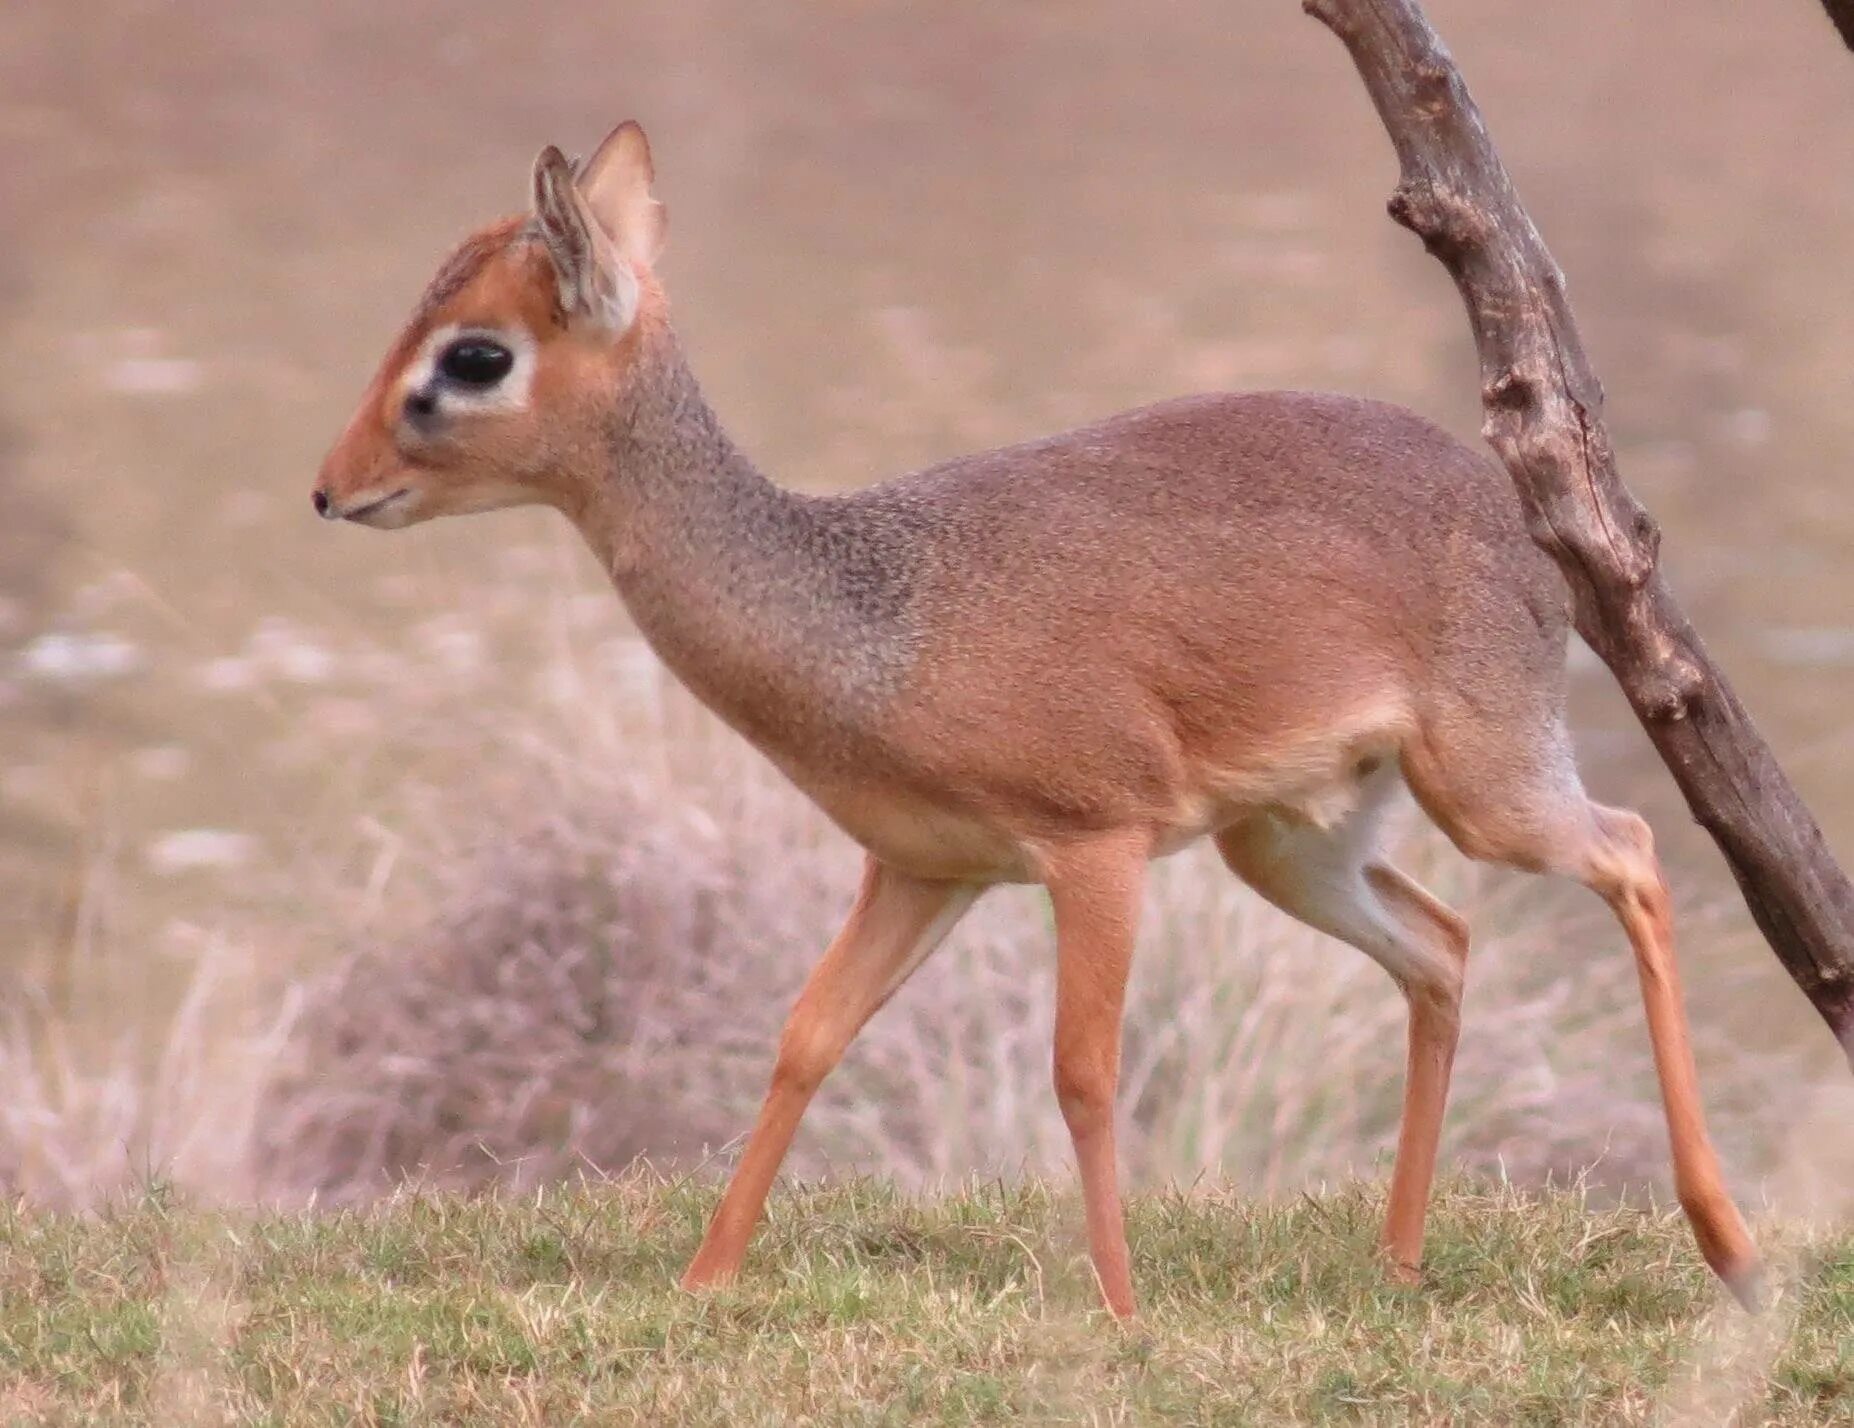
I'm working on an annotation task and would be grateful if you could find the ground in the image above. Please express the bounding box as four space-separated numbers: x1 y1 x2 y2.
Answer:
2 1175 1849 1425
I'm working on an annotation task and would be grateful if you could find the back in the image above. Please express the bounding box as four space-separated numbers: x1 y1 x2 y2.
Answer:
878 390 1562 641
826 392 1570 814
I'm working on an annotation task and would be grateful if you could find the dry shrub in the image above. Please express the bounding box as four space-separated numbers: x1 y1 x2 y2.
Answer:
253 778 830 1200
249 701 1800 1206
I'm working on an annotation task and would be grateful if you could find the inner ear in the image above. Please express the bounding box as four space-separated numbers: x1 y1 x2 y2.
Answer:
530 144 638 331
576 121 667 269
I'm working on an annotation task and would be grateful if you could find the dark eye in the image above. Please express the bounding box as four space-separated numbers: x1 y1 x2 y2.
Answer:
437 338 514 387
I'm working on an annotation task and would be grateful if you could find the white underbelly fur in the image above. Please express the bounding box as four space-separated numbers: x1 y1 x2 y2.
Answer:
796 703 1412 884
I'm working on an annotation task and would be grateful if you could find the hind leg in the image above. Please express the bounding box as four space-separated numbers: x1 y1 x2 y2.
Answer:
1402 723 1762 1305
1217 790 1470 1277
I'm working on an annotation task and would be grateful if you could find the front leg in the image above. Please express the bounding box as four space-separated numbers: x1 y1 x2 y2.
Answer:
681 857 979 1290
1045 831 1150 1320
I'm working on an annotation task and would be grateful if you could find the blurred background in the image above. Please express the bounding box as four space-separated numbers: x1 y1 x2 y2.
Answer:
2 1 1851 1208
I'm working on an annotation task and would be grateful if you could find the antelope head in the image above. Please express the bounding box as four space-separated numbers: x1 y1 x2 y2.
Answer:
314 122 668 528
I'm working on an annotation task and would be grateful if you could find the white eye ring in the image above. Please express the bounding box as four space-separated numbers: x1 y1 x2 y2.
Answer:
398 323 536 415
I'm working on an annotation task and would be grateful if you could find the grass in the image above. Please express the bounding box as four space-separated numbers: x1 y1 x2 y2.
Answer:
2 1175 1849 1425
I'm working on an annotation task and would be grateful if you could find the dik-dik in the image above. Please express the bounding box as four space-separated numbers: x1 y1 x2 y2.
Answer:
316 122 1760 1316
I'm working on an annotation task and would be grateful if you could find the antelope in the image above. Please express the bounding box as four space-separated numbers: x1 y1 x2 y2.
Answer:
315 120 1762 1317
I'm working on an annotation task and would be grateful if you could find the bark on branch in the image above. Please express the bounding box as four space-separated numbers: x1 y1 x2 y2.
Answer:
1307 0 1854 1064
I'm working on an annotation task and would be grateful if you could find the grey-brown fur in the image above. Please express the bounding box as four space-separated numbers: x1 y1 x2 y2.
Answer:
597 329 1572 875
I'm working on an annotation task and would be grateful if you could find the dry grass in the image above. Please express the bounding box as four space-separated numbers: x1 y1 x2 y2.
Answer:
0 941 293 1212
1 1174 1849 1425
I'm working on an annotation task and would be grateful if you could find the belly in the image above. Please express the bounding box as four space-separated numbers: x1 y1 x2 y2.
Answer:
776 699 1414 883
802 777 1041 883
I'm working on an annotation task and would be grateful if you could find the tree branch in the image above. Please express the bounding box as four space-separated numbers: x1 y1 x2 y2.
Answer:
1823 0 1854 50
1307 0 1854 1065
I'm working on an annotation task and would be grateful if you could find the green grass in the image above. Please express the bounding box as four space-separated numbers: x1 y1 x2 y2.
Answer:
1 1176 1848 1426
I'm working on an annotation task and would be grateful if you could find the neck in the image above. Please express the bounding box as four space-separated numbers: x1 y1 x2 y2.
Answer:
561 322 911 760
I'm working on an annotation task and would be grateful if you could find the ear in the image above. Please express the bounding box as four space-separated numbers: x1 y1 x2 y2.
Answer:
575 120 668 268
530 144 639 331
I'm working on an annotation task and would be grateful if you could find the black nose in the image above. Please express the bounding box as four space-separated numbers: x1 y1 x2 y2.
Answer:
312 488 331 517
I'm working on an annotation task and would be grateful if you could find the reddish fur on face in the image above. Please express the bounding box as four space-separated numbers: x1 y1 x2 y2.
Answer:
316 217 640 525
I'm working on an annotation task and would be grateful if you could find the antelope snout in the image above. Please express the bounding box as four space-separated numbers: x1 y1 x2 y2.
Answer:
314 428 365 521
314 425 418 526
312 455 416 526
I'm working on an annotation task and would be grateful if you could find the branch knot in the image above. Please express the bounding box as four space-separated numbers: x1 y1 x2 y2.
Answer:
1483 366 1536 412
1640 655 1706 723
1386 179 1482 259
1301 0 1352 35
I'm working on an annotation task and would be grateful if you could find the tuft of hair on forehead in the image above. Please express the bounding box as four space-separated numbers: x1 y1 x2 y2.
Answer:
410 216 532 325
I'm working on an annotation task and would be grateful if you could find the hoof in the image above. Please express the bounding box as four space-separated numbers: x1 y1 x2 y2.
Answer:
1682 1189 1762 1311
678 1261 737 1294
1719 1254 1767 1313
1690 1207 1763 1312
